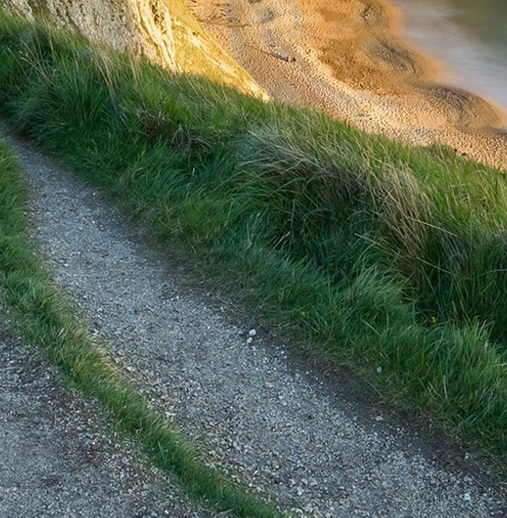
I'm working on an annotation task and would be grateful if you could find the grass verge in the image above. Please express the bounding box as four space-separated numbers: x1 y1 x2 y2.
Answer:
0 137 281 516
1 11 507 454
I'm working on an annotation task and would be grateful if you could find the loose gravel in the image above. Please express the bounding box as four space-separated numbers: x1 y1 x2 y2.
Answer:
0 324 211 518
4 130 507 517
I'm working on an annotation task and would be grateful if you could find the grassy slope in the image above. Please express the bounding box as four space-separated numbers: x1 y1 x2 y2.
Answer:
0 139 281 516
0 11 507 456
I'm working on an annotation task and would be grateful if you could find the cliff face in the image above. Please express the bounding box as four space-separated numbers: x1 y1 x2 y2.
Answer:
3 0 266 98
4 0 176 68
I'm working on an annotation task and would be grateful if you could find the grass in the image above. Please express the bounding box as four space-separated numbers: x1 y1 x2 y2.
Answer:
1 9 507 459
0 140 282 516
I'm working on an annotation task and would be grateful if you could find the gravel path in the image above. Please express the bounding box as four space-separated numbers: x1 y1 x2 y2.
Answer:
3 131 507 517
0 324 211 518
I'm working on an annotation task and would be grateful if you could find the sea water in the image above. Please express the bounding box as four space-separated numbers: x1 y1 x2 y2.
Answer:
391 0 507 114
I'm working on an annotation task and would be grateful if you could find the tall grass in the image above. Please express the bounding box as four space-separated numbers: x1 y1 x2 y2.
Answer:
1 11 507 452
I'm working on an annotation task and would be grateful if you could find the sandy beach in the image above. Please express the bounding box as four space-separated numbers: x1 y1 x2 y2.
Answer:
186 0 507 171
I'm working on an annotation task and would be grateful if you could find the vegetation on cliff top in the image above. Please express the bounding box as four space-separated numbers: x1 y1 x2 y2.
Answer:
1 10 507 459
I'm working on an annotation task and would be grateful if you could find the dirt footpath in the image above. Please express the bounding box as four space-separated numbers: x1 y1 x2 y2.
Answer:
187 0 507 171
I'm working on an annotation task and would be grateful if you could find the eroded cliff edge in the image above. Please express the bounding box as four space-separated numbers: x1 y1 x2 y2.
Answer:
3 0 267 99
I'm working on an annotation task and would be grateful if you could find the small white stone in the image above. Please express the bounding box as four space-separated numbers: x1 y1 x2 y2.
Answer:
246 337 253 345
463 493 472 502
376 366 382 373
248 329 257 337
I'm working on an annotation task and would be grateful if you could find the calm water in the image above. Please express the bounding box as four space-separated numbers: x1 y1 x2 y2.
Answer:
391 0 507 114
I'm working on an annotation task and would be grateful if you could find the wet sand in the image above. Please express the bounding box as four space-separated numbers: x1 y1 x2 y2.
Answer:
186 0 507 171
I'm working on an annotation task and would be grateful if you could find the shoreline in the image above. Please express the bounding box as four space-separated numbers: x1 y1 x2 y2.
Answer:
186 0 507 171
390 0 507 117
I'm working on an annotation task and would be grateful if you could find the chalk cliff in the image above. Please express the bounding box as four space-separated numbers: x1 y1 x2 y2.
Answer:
3 0 267 99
